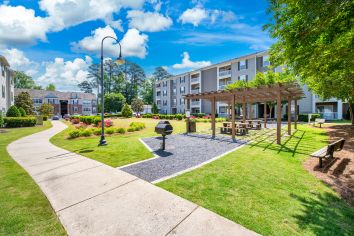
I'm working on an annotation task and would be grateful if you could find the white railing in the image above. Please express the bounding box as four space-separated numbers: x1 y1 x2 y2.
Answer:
191 101 200 106
318 112 338 120
191 89 200 94
219 70 231 77
191 77 200 83
218 81 232 90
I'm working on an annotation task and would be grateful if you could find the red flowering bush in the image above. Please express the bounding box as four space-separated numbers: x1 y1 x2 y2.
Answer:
97 119 113 127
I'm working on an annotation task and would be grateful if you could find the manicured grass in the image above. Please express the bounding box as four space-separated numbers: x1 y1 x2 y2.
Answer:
50 118 212 167
0 122 66 235
157 125 354 235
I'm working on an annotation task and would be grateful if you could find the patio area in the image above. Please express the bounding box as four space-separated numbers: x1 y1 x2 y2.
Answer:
120 134 247 182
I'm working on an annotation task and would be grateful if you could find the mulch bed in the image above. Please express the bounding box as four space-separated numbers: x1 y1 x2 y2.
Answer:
303 125 354 205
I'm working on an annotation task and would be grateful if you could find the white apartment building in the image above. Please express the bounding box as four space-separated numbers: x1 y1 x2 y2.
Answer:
0 55 14 115
154 51 349 120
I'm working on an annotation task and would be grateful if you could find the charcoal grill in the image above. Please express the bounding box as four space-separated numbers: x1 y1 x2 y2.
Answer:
155 120 173 150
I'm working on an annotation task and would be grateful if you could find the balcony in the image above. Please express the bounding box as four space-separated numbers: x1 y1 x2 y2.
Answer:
191 88 200 94
191 100 200 107
219 70 231 78
218 81 232 90
191 77 200 84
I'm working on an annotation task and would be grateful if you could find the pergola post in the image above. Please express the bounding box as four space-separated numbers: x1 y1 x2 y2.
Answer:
211 96 216 137
242 97 246 123
186 98 190 133
264 102 267 128
232 95 236 139
287 97 291 135
294 99 298 129
277 92 282 145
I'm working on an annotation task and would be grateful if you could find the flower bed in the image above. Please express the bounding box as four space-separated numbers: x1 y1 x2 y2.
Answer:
68 121 145 139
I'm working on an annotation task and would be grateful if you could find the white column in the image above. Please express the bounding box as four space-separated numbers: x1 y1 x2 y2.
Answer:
337 100 343 120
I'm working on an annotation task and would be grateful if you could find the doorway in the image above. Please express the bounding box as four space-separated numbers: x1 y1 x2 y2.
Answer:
60 100 68 117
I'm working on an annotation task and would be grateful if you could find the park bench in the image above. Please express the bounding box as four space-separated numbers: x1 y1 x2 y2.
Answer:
314 118 325 128
310 138 345 167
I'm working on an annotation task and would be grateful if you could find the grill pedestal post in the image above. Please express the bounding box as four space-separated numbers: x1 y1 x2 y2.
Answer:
161 135 166 150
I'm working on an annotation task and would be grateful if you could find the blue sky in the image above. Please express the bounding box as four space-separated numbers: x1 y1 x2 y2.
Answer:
0 0 273 91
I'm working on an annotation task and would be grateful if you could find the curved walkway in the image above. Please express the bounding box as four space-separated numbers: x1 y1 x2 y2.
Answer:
7 121 258 236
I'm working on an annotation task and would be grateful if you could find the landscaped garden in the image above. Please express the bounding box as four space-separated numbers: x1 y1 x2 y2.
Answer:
0 121 65 235
157 124 354 235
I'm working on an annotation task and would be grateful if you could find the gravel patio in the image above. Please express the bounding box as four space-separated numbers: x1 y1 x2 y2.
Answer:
120 134 246 182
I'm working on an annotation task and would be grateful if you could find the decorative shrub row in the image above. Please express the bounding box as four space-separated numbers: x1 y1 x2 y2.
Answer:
283 113 321 122
68 122 144 139
127 122 146 132
190 118 226 123
142 114 185 120
3 117 37 128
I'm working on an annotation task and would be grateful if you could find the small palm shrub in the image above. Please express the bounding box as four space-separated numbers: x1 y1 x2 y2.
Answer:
116 127 126 134
6 105 21 117
68 130 81 139
106 127 115 134
80 129 92 137
18 107 26 117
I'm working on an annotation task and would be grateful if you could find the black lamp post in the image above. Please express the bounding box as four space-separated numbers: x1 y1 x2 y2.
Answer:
98 36 124 146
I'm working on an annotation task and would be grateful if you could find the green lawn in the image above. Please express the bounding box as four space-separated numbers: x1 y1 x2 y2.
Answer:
157 125 354 235
0 122 66 235
50 118 212 167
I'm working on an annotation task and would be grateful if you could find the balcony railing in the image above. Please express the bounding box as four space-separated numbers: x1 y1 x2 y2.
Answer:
191 101 200 107
218 81 232 90
219 70 231 77
318 112 338 120
191 89 200 94
191 77 200 83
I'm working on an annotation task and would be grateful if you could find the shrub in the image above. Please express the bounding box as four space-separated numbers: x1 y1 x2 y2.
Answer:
38 103 54 117
191 113 205 118
93 128 102 136
18 107 26 117
175 114 183 120
3 117 37 128
15 91 34 115
43 116 48 121
0 113 3 127
80 129 92 137
127 127 135 132
71 118 80 124
106 127 115 134
6 105 21 117
129 122 145 131
116 127 126 134
121 103 133 117
68 130 81 139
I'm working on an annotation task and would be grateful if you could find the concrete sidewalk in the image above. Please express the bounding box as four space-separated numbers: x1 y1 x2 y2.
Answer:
7 121 258 236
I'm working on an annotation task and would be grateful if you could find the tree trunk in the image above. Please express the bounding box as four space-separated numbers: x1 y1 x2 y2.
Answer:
349 102 354 125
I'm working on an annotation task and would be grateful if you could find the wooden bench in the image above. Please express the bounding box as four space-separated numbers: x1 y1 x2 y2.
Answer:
310 138 345 167
314 118 325 128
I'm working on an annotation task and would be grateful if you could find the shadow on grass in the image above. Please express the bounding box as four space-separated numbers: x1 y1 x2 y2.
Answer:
290 192 354 235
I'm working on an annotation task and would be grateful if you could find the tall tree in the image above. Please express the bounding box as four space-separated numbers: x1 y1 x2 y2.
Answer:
140 77 154 105
78 81 94 93
131 98 144 115
15 91 34 115
153 66 173 81
265 0 354 124
46 84 56 91
104 93 126 113
14 71 36 89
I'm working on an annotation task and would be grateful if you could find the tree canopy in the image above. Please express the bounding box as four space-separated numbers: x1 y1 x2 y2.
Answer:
104 93 126 113
15 91 34 115
131 98 144 114
153 66 173 81
265 0 354 123
14 71 36 89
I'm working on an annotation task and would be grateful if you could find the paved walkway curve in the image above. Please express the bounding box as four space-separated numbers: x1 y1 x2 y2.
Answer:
7 121 258 236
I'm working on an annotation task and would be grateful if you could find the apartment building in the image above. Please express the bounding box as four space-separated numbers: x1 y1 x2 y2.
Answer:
0 55 14 115
154 51 349 120
15 89 97 117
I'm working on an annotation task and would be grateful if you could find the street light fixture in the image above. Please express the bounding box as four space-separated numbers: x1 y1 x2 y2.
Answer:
98 36 124 146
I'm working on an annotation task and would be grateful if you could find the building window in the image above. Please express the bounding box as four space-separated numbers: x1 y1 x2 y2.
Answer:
1 65 5 76
163 100 167 106
73 107 78 112
163 81 167 87
180 86 185 94
1 85 5 98
238 75 248 82
48 99 55 104
263 55 270 67
180 98 185 105
156 91 161 96
163 90 167 96
180 76 185 83
83 108 91 112
173 88 177 96
219 106 227 114
33 98 43 104
238 60 247 70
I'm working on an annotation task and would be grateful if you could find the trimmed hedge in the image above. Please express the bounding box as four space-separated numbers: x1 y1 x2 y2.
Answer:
3 117 37 128
18 107 27 117
142 113 186 120
6 105 21 117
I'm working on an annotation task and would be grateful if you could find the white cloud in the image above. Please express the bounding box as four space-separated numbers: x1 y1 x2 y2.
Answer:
37 56 92 91
127 10 172 32
178 7 208 26
39 0 145 31
172 52 211 70
0 48 39 76
72 26 148 59
0 5 50 46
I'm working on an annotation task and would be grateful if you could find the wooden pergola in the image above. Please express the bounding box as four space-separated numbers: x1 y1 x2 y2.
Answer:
184 82 304 144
